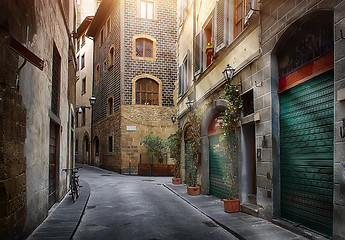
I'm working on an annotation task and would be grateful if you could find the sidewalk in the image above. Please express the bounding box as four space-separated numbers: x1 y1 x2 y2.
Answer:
163 182 327 240
27 179 90 240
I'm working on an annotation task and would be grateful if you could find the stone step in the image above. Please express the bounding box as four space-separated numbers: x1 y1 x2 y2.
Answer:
241 202 259 217
248 193 257 205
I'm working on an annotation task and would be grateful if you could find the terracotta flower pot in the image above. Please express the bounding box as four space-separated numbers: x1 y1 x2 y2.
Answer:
223 199 240 213
205 47 214 56
172 177 181 184
187 186 200 195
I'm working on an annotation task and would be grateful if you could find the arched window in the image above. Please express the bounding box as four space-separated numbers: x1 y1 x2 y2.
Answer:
135 78 158 105
95 64 100 83
136 38 153 58
108 46 115 69
94 136 100 156
132 34 157 61
107 97 113 115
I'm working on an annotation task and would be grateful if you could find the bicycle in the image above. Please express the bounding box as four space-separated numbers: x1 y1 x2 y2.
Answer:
62 167 81 202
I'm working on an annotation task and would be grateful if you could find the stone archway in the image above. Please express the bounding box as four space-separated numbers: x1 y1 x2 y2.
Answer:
200 99 228 194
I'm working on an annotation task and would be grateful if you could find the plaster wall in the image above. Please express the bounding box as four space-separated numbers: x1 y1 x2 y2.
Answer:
19 1 72 236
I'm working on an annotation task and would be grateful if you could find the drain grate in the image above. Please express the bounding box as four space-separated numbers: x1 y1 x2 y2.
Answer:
101 174 111 176
87 205 96 209
202 221 219 228
141 179 154 182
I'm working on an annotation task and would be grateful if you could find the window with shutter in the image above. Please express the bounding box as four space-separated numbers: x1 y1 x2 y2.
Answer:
234 0 245 38
215 0 228 52
178 51 190 96
194 32 202 76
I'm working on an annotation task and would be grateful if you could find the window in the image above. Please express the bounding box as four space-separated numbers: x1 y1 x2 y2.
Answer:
135 78 159 105
203 19 213 68
81 34 86 47
178 51 190 96
242 89 254 117
140 0 154 19
51 44 61 116
107 97 113 115
108 136 113 153
77 40 80 52
95 137 99 155
234 0 245 38
107 18 111 36
76 55 80 71
108 46 115 69
82 77 86 95
75 139 78 153
100 29 104 46
133 34 157 61
81 54 85 69
95 64 100 83
179 0 189 24
136 38 153 58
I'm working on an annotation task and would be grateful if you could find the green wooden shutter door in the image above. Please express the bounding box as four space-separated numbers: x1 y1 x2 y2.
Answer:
280 70 334 237
209 135 230 199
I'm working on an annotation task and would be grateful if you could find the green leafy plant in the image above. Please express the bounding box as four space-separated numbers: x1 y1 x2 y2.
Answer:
167 128 182 178
185 110 202 187
140 132 167 160
220 83 243 199
202 42 214 53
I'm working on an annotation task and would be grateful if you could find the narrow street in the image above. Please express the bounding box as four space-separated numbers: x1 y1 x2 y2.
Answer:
73 165 238 240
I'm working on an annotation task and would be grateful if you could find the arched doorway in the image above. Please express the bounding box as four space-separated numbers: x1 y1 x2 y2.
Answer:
93 136 100 166
208 113 230 199
273 11 334 237
82 133 90 164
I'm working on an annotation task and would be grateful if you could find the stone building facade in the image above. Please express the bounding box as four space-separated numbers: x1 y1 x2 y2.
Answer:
75 0 99 166
87 0 177 173
177 0 345 238
0 0 77 239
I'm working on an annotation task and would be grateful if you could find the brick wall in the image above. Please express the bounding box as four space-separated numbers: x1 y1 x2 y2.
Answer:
123 0 177 107
93 1 121 123
93 112 122 172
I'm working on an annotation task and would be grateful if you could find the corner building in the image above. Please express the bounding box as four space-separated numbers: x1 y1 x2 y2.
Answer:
87 0 177 173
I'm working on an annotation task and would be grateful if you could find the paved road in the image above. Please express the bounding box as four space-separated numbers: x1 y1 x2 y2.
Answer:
72 165 238 240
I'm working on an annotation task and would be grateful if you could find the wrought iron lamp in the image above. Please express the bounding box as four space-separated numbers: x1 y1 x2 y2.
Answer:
222 64 235 83
186 99 194 110
171 114 177 124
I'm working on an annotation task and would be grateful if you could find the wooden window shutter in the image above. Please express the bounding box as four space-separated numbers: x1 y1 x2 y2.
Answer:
194 32 203 76
178 65 183 96
214 0 228 53
186 50 190 89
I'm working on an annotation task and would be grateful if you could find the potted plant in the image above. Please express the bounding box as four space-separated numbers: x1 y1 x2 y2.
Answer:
221 82 242 212
140 132 167 163
185 110 201 195
167 129 182 184
203 42 214 56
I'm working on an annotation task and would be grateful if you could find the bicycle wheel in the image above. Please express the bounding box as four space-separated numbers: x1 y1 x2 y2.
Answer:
71 182 76 202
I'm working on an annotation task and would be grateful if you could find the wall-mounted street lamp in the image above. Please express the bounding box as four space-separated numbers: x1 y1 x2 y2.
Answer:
223 64 242 90
186 99 194 110
171 114 177 124
77 96 96 114
222 64 235 83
